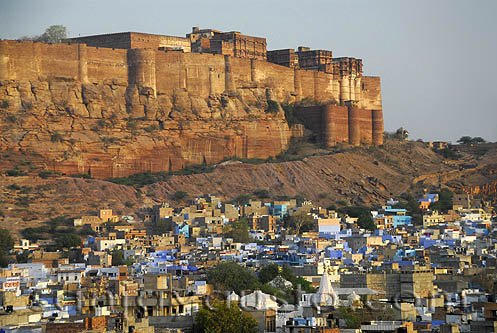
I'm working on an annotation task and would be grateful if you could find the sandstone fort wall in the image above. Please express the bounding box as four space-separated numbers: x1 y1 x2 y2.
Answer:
294 105 383 147
0 40 381 111
0 41 129 83
0 40 383 175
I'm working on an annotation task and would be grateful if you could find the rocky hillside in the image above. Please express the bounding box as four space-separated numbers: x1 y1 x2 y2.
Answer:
1 141 495 235
144 141 497 204
0 79 291 178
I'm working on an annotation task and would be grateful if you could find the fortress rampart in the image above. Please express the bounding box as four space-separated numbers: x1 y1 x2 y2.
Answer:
0 37 383 177
0 39 382 146
0 39 381 108
294 105 384 147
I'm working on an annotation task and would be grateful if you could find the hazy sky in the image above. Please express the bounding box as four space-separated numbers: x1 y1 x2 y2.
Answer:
1 0 496 142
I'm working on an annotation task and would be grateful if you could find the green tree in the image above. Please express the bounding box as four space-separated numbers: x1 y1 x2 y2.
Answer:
457 136 486 145
470 136 486 144
153 220 173 235
106 171 170 188
294 194 306 205
0 253 9 268
124 201 135 208
0 229 14 268
233 194 253 205
457 136 472 144
436 147 461 160
0 229 14 254
279 265 295 282
50 132 63 143
338 307 362 329
194 301 257 333
279 265 315 293
16 251 30 264
407 196 423 225
257 264 316 294
37 25 68 43
172 190 188 202
225 218 251 243
259 283 283 298
5 168 26 177
55 233 81 249
357 213 376 231
284 210 314 235
266 100 279 113
293 276 316 293
21 227 47 242
253 189 270 199
111 249 125 266
258 263 280 284
430 188 453 213
46 216 68 233
125 257 135 266
207 261 259 294
281 103 299 126
78 224 96 236
338 206 376 231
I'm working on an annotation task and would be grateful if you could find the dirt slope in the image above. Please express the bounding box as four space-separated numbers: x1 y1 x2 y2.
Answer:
1 141 496 235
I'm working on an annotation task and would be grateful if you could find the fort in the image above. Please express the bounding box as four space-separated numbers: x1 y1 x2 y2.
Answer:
0 27 383 178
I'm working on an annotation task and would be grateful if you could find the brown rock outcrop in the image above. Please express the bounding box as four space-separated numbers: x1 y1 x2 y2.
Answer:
0 79 290 178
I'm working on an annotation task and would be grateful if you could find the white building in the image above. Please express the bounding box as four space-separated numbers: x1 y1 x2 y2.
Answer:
57 269 84 284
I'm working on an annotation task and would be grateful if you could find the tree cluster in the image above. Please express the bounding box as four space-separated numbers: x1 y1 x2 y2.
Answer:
20 215 83 251
55 233 81 250
338 206 376 231
111 249 134 266
19 25 68 44
172 190 189 202
429 188 454 213
224 218 251 243
258 263 315 293
0 229 14 267
338 305 395 329
253 188 270 199
457 136 486 145
207 261 316 303
282 210 315 234
207 261 259 295
194 301 258 333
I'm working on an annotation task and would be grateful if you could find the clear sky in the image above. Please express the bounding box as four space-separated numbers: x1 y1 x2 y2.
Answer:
1 0 496 142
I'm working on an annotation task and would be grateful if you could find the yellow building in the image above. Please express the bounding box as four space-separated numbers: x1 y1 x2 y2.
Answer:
423 211 445 227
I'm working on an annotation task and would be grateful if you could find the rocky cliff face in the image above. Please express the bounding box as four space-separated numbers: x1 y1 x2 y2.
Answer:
0 79 291 178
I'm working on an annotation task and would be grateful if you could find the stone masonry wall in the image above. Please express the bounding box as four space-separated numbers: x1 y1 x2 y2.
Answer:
294 104 383 147
0 40 381 107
